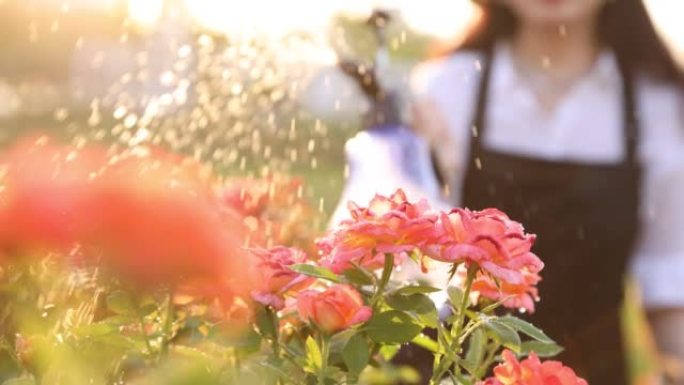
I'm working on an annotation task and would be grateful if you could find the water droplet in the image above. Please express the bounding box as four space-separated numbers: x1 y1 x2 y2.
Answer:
113 106 127 120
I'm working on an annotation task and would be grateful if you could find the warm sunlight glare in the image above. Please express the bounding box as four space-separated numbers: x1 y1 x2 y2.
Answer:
330 0 478 39
181 0 333 37
127 0 164 26
123 0 683 63
396 0 480 40
645 0 684 64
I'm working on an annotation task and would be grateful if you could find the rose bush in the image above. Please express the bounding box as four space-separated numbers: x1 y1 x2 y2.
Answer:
0 138 585 385
244 189 577 385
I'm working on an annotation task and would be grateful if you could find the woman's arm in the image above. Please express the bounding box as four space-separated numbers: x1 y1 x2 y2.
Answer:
631 80 684 383
648 310 684 384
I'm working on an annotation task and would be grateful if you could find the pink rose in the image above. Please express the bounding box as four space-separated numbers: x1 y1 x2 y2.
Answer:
478 350 588 385
250 246 312 309
319 190 439 273
424 208 543 285
296 284 372 333
470 267 541 313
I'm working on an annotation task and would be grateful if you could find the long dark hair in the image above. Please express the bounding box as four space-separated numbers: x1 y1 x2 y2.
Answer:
459 0 683 86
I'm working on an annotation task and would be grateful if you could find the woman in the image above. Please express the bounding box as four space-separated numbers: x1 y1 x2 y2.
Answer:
335 0 684 383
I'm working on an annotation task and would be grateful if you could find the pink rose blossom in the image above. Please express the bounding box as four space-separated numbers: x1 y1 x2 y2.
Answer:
318 190 439 273
424 208 543 285
469 267 541 313
249 246 313 309
296 284 372 333
478 350 588 385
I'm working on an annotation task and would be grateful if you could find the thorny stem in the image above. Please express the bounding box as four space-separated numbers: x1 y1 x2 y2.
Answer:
266 306 284 385
267 306 281 359
318 334 330 385
159 289 174 359
431 264 478 385
458 319 484 346
134 300 154 356
371 253 394 309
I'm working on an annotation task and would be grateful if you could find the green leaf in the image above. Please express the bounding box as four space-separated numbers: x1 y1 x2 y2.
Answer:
484 319 521 352
498 316 554 343
2 377 35 385
386 293 431 311
447 286 464 307
305 336 322 373
436 322 453 347
72 322 118 338
171 345 212 360
232 328 262 353
520 341 564 358
365 310 422 344
138 297 159 316
386 293 438 328
330 328 356 351
462 328 486 375
97 334 146 350
255 308 277 339
106 291 135 315
394 285 441 295
343 265 375 286
343 334 370 375
410 333 439 353
378 344 401 361
289 264 341 283
480 297 511 314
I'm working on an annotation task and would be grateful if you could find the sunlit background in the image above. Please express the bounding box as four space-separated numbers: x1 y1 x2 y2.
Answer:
0 0 682 218
0 3 679 383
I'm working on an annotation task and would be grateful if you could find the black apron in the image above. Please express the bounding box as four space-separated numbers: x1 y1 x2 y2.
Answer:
460 48 641 384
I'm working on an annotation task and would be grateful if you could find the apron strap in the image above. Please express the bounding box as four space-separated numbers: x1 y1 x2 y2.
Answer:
469 47 495 167
468 46 641 168
617 58 640 166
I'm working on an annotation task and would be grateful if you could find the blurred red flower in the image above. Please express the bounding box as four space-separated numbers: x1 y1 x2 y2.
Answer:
0 136 252 297
0 136 108 251
220 175 318 252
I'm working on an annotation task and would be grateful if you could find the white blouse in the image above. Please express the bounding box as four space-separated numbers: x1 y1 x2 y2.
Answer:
333 44 684 310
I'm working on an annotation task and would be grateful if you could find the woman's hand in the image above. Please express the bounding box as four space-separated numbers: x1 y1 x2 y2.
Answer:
337 59 402 128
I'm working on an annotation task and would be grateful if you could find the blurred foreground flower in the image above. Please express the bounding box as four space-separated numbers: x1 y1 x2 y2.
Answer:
0 136 251 296
221 175 318 252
